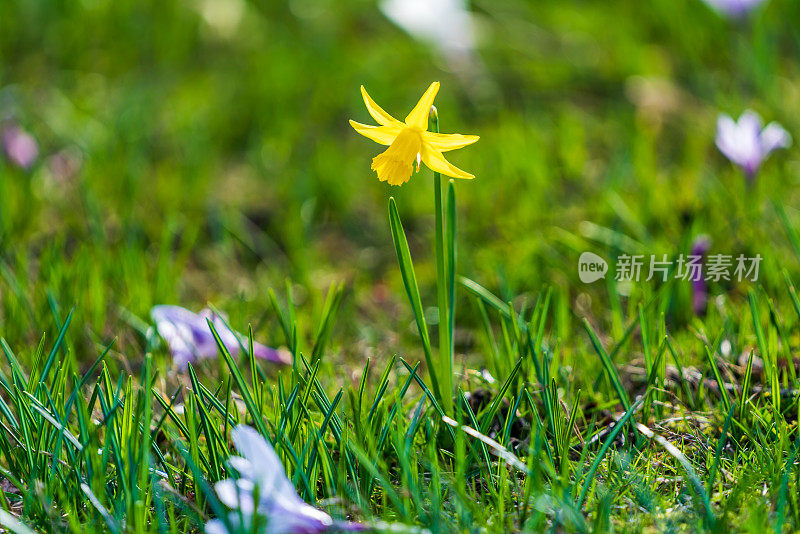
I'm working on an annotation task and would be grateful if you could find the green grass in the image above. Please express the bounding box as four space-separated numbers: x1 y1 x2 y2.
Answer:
2 0 800 531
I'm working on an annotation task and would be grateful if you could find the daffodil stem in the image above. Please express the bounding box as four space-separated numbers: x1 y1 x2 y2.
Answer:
430 109 454 413
446 179 456 359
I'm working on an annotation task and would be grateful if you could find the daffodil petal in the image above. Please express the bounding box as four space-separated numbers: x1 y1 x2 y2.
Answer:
423 131 480 152
349 120 400 146
421 143 474 179
361 86 403 127
404 82 440 130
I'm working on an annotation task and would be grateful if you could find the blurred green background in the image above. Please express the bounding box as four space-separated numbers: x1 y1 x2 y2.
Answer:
1 0 799 369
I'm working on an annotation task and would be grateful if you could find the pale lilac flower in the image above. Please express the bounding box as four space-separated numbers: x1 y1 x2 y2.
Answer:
151 305 289 368
206 426 363 534
690 236 711 316
380 0 476 67
1 123 38 170
716 110 791 179
702 0 767 17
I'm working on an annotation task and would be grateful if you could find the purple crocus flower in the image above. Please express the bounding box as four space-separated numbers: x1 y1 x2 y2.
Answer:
715 110 791 179
702 0 767 17
205 426 364 534
690 236 711 316
1 123 38 170
151 305 289 369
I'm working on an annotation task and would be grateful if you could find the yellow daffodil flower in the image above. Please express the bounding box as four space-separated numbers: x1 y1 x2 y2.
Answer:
350 82 479 186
